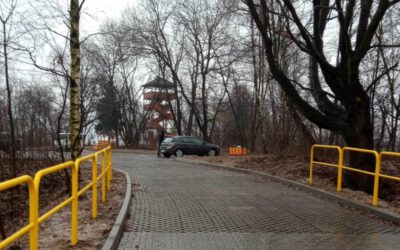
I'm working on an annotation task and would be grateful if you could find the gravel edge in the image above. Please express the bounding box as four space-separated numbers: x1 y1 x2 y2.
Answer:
101 168 132 250
175 157 400 224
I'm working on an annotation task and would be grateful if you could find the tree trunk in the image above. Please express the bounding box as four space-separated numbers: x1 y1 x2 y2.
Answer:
343 103 375 193
115 128 119 147
56 84 71 193
202 126 209 142
201 70 209 141
250 100 260 152
249 19 260 153
390 119 398 151
174 83 182 135
2 22 17 179
375 106 387 151
186 109 194 136
69 0 81 160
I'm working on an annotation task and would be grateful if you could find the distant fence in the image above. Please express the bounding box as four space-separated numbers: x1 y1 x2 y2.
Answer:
0 147 71 163
0 146 113 250
309 144 400 206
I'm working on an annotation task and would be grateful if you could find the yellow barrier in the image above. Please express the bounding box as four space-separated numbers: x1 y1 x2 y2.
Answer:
380 151 400 182
229 147 248 156
309 144 400 207
309 144 342 191
0 176 35 249
0 146 113 250
342 147 380 206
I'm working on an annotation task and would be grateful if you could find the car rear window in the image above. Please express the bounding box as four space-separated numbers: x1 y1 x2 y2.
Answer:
181 137 193 143
173 137 183 142
181 137 203 144
192 138 203 144
163 138 173 143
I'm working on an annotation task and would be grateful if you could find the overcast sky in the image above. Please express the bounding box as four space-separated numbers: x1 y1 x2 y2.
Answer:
0 0 146 90
82 0 137 32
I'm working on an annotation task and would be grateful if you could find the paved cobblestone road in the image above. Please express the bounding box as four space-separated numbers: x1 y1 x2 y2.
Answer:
115 152 400 250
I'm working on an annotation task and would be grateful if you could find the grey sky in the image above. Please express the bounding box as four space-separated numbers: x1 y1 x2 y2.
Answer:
82 0 136 32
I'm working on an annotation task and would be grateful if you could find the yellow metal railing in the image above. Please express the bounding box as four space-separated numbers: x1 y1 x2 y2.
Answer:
0 146 113 250
309 144 400 207
0 176 35 249
309 144 342 191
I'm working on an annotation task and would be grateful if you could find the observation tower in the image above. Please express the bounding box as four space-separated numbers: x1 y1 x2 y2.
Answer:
142 77 177 147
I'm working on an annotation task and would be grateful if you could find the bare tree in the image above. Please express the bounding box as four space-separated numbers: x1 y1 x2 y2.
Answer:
88 24 127 146
126 0 184 135
116 53 149 146
69 0 84 159
0 0 18 178
175 0 232 141
246 0 400 191
128 0 234 141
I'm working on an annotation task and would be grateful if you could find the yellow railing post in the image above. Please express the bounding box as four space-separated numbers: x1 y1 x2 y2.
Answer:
92 154 98 219
309 145 341 186
309 145 315 185
0 176 36 250
107 148 112 191
101 151 106 202
342 147 381 206
336 149 343 192
30 177 39 250
372 152 381 206
71 161 79 245
108 147 113 181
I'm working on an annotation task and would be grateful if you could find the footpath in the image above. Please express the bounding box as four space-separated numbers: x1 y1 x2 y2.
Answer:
111 151 400 250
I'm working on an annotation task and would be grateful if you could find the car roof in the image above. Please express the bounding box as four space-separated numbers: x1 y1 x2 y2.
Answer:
173 136 201 138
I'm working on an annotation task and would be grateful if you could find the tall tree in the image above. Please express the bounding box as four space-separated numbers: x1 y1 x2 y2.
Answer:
127 0 184 135
175 0 231 141
0 0 17 178
69 0 83 159
246 0 400 191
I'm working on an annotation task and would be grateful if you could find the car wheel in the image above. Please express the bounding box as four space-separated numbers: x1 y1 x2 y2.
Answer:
208 149 217 156
163 153 171 158
175 149 184 157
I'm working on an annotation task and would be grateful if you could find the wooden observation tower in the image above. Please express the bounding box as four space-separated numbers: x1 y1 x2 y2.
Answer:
142 77 177 147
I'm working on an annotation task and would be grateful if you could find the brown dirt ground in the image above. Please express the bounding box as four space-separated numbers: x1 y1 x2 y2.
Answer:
6 166 126 250
185 153 400 215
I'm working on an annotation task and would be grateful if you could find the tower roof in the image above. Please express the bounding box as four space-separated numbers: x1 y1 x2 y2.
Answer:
142 77 176 89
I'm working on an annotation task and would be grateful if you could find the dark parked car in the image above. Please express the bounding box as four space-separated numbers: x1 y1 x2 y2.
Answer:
160 136 219 158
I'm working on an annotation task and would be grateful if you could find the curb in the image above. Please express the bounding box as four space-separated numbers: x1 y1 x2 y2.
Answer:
102 168 132 250
175 157 400 224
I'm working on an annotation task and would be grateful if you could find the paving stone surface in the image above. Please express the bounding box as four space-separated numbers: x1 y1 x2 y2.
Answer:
114 152 400 250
